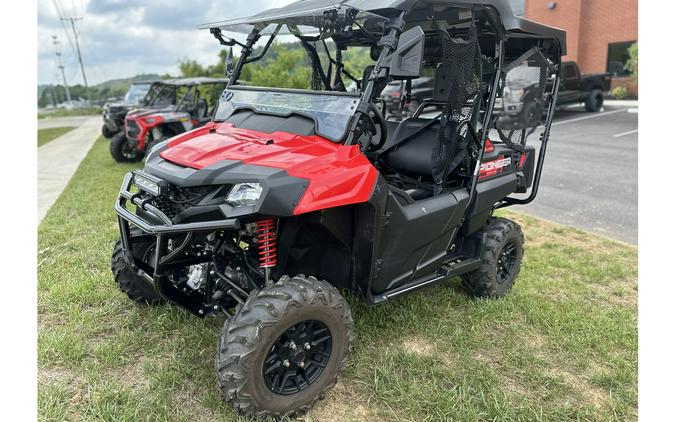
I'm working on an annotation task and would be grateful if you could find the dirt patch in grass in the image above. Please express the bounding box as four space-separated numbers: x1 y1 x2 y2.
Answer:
402 335 436 357
106 355 149 390
173 389 222 422
38 366 78 385
306 382 383 422
546 366 609 410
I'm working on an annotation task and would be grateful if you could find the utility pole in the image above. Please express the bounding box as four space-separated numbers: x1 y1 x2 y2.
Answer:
52 35 72 103
62 16 88 90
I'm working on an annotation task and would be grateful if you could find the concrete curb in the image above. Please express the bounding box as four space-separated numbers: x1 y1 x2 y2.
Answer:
38 116 102 223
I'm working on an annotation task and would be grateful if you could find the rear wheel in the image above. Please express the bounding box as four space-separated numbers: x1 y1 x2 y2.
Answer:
585 89 604 112
111 231 164 305
101 124 117 139
461 217 525 298
110 132 143 163
216 275 354 418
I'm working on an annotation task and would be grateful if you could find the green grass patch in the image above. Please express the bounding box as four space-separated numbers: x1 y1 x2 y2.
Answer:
38 138 638 421
38 107 103 119
38 127 76 147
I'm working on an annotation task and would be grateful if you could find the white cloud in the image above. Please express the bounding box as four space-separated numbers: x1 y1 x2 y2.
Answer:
38 0 294 85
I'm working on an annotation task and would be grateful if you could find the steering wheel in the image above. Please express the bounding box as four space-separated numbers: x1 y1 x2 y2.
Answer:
365 103 388 152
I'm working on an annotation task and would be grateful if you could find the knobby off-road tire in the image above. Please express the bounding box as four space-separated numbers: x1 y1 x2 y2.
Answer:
110 132 143 163
585 89 604 112
216 275 355 418
101 124 117 139
111 233 164 305
461 217 525 298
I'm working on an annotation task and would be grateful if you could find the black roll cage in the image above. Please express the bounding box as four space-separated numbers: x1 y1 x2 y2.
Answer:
209 5 562 211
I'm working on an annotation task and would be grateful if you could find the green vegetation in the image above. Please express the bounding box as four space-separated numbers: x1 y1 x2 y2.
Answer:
612 86 629 100
38 74 164 108
37 127 76 147
38 107 102 120
179 41 373 90
627 42 638 79
38 138 637 421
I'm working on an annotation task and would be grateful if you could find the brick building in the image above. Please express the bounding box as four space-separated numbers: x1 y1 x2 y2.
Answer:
523 0 638 94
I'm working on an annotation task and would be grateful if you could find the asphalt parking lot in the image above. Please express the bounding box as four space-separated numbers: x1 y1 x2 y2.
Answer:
514 104 638 244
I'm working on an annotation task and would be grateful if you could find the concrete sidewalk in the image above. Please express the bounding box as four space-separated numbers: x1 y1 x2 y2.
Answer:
38 115 94 130
38 116 102 223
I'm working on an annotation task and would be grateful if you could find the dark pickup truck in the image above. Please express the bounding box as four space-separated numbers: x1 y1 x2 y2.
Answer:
558 61 612 112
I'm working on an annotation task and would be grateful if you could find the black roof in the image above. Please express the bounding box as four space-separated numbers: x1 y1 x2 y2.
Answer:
200 0 566 54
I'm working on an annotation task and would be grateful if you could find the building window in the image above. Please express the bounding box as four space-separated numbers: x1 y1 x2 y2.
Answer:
607 41 636 76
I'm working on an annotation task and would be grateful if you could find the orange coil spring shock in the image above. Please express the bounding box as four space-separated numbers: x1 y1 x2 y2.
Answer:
256 219 278 269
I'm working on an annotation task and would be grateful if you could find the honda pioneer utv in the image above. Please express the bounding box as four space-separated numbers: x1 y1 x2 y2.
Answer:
109 77 229 163
101 80 155 139
112 0 565 417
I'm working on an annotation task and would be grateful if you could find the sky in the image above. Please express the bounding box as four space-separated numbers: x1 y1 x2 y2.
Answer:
37 0 294 86
38 0 524 87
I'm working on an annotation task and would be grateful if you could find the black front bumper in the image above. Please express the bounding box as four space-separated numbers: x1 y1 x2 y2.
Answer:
115 172 240 236
114 172 240 316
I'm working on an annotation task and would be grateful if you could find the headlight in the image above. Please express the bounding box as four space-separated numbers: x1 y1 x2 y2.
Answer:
132 170 168 196
144 118 157 124
226 183 263 207
510 89 525 101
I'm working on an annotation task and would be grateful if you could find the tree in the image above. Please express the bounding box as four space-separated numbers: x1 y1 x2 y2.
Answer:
627 42 638 79
241 43 312 89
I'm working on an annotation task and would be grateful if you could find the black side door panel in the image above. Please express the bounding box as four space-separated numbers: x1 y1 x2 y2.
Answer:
370 189 469 294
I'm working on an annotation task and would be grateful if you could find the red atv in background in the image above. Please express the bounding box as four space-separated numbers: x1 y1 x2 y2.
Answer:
109 78 228 162
112 0 565 417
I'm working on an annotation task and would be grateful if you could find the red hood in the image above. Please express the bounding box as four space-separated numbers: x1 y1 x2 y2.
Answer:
162 123 356 170
160 122 378 215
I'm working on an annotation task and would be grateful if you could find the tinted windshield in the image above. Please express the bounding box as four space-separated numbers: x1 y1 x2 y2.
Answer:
125 83 151 105
215 87 359 142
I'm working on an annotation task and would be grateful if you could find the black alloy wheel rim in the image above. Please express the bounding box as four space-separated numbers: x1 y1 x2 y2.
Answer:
496 240 518 284
263 320 332 395
122 141 139 160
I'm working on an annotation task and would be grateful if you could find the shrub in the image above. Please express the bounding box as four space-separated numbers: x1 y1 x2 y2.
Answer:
612 86 629 100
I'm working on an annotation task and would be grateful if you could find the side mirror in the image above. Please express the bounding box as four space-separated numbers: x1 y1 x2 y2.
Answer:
382 26 425 79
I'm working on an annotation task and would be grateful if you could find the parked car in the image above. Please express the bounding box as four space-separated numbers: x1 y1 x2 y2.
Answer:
102 81 155 139
381 77 435 118
557 61 611 112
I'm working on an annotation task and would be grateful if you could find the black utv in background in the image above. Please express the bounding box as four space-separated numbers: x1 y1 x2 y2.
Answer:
101 81 155 139
556 61 611 112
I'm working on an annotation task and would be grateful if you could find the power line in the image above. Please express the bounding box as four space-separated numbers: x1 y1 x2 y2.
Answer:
52 35 72 103
62 17 88 89
52 0 88 89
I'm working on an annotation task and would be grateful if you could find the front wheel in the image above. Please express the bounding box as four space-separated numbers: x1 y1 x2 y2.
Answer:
101 124 117 139
111 234 164 305
461 217 525 298
216 275 354 419
110 132 143 163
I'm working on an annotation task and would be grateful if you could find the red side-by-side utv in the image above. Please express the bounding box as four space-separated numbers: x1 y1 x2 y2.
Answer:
109 78 229 162
111 0 565 417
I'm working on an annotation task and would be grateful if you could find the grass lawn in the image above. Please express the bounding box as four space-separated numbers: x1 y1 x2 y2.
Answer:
38 127 76 148
38 138 638 421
